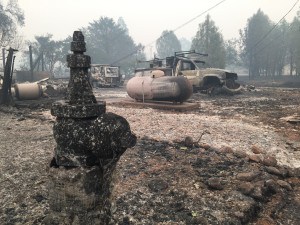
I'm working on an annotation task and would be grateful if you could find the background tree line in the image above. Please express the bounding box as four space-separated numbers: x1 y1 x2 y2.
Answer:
157 11 300 78
240 9 300 78
1 0 300 78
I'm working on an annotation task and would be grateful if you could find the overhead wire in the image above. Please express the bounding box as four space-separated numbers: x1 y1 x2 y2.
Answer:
251 22 292 57
110 0 228 65
246 0 299 55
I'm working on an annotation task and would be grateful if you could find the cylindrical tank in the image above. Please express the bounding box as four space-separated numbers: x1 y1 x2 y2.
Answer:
14 83 43 100
126 74 193 103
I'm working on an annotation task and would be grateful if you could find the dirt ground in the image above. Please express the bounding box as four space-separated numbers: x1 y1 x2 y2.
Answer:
0 84 300 224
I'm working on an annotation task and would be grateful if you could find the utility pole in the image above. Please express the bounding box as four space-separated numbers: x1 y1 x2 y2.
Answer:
29 45 34 81
41 52 44 71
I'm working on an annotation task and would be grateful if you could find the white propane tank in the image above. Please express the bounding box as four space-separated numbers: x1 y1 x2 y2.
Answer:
14 83 43 100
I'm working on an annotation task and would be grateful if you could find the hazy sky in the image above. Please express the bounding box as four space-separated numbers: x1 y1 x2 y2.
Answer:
6 0 300 55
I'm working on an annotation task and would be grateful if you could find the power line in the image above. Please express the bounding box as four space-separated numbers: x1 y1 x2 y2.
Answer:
149 0 228 47
110 0 228 65
246 0 299 55
177 1 228 32
252 22 293 57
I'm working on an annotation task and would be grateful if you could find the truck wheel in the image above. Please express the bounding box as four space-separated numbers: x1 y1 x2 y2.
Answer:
221 84 242 95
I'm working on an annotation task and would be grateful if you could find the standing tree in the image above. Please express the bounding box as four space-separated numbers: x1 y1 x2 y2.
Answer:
225 38 241 67
0 0 24 48
287 13 300 75
179 37 191 51
191 15 226 68
84 17 145 75
266 20 289 76
240 9 272 78
117 17 129 34
156 30 181 58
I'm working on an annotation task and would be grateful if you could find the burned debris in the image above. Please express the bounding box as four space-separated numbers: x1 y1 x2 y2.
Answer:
90 64 125 88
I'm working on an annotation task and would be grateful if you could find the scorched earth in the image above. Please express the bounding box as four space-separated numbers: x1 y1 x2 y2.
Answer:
0 85 300 224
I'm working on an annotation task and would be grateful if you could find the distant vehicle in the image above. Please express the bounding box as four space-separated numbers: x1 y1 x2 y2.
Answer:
167 51 242 94
89 64 125 88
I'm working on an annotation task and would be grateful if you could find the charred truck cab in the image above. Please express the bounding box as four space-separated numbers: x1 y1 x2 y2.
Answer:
169 51 242 94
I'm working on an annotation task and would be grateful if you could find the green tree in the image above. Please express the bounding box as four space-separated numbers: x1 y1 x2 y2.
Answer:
179 37 191 51
287 13 300 75
191 14 225 68
240 9 272 78
0 0 24 47
225 38 240 67
267 20 289 76
156 30 181 58
117 17 129 34
84 17 145 75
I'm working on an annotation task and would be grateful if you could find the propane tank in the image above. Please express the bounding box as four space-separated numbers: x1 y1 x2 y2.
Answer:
126 74 192 103
14 83 43 100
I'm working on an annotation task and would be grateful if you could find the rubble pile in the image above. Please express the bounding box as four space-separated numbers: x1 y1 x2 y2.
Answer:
42 82 67 98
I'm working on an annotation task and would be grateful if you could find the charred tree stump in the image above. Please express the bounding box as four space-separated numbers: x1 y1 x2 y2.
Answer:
44 31 136 225
0 48 17 105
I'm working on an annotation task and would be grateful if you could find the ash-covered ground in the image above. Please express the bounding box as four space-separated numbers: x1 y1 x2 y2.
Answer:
0 85 300 225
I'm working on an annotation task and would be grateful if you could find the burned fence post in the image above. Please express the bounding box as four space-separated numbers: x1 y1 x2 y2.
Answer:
0 48 18 105
45 31 136 225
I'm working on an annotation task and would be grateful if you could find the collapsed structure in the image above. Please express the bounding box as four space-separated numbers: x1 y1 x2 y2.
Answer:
90 64 125 88
45 31 136 225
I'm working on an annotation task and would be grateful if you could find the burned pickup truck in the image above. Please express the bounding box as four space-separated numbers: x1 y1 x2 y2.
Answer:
167 51 242 94
127 51 242 102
